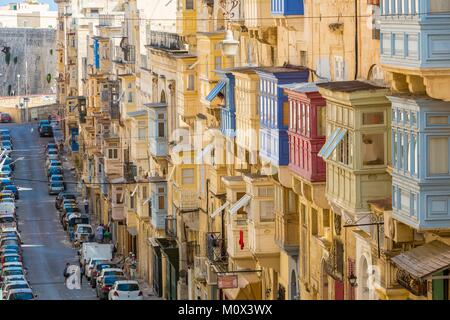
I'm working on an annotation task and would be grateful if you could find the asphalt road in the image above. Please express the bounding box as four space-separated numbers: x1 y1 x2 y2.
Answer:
5 122 97 300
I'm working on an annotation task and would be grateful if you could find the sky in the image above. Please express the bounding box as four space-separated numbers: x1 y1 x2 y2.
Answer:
0 0 57 10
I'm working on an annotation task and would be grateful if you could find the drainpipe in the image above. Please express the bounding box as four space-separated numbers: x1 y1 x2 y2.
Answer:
354 0 359 80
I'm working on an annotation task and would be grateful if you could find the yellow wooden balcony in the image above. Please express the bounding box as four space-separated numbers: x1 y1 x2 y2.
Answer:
173 184 199 212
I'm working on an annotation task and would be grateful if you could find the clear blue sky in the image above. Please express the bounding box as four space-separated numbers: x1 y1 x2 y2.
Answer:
0 1 57 10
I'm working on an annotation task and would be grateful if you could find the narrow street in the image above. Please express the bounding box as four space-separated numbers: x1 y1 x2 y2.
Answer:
6 122 97 300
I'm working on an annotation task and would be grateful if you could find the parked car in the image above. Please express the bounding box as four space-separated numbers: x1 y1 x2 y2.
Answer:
96 268 125 288
49 175 65 189
0 215 16 230
55 192 76 209
0 129 10 136
1 275 26 285
0 191 15 202
0 178 11 187
38 120 50 131
48 182 64 195
90 263 118 288
1 141 12 151
0 172 12 179
39 125 53 137
47 160 62 169
0 135 11 143
1 157 15 171
108 280 143 300
47 166 63 178
0 254 22 264
97 275 126 300
0 166 13 178
1 281 31 299
5 288 35 300
46 149 59 161
0 244 21 256
58 199 77 213
2 185 18 200
74 224 93 243
0 113 12 123
0 262 23 272
85 259 104 281
0 267 25 283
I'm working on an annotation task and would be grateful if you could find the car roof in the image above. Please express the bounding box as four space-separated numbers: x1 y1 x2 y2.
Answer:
3 262 22 266
114 280 139 285
8 288 32 294
2 253 21 257
4 281 28 286
101 268 123 272
3 266 23 270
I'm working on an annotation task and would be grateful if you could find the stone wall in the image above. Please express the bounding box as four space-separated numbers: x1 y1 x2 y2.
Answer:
0 28 56 97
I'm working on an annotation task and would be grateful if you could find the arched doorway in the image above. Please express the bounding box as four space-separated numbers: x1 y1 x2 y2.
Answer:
321 261 329 300
290 270 298 300
360 257 370 300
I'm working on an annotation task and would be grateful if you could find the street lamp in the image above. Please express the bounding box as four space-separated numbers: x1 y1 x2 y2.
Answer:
219 0 240 57
348 273 358 287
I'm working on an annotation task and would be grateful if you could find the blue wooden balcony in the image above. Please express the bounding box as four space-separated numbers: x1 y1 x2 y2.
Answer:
150 178 168 230
145 102 168 158
380 0 450 69
271 0 304 16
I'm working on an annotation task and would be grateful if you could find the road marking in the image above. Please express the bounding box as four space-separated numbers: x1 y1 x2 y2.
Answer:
17 187 33 191
21 244 45 248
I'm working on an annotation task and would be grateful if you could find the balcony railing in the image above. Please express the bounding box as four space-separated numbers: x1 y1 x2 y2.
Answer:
147 31 184 50
123 162 137 182
206 233 227 263
173 185 199 211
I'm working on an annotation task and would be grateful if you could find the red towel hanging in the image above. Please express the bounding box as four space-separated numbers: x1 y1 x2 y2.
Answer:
239 230 244 250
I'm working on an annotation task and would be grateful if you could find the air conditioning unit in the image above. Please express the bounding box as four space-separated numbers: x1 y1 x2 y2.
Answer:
206 261 217 285
384 212 413 243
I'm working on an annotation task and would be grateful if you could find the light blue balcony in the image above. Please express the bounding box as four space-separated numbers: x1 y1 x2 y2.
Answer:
217 71 236 138
150 178 167 230
271 0 304 16
380 0 450 69
145 103 168 157
93 39 100 69
390 95 450 230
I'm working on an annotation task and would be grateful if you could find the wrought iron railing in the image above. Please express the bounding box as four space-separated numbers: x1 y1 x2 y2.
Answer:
206 232 227 263
165 216 177 238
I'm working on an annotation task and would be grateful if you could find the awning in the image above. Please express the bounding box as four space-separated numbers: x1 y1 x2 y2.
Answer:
210 201 230 218
229 194 251 215
391 241 450 279
318 127 347 160
223 273 262 300
205 80 226 102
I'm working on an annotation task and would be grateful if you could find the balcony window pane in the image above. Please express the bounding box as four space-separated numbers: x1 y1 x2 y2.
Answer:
427 115 449 125
430 1 450 14
317 106 326 136
283 102 289 127
311 208 318 236
185 0 194 10
362 133 385 166
182 168 195 184
260 201 274 222
187 74 195 91
138 128 147 140
158 195 165 210
158 122 165 138
363 112 384 125
428 137 449 175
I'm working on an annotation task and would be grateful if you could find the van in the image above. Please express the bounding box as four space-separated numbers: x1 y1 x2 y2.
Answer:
39 125 53 137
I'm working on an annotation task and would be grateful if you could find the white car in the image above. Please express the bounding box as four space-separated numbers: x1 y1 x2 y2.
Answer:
0 203 15 215
108 280 143 300
85 258 106 280
96 268 125 287
5 288 35 300
1 280 30 299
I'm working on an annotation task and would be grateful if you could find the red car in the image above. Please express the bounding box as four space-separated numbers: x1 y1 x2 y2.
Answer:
0 113 12 123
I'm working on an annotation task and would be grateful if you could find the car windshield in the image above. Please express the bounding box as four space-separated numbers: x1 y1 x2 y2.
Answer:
98 264 114 271
104 271 123 276
48 150 57 155
51 183 63 187
104 276 124 285
77 226 91 234
63 195 76 200
9 292 33 300
0 217 15 223
117 283 140 291
2 142 11 146
5 186 16 191
4 269 23 276
4 256 20 262
8 284 29 291
52 176 63 181
2 240 19 246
